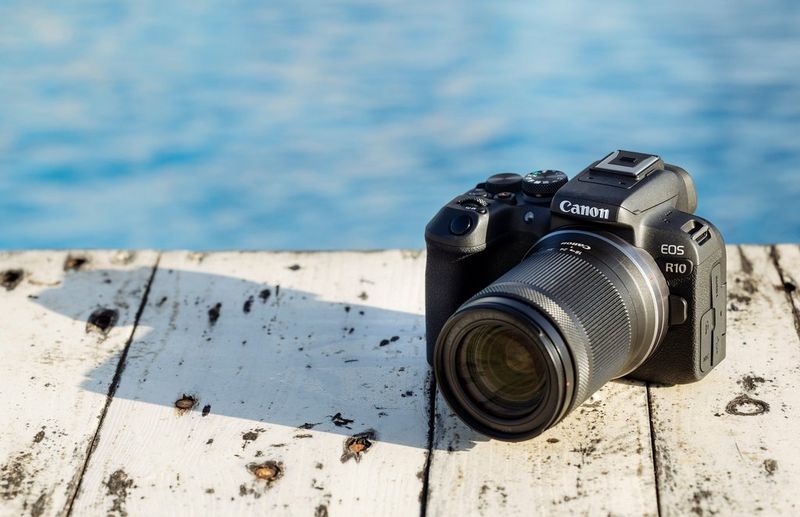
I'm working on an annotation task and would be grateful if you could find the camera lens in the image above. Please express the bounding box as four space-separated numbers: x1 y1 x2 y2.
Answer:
458 322 548 418
433 230 669 441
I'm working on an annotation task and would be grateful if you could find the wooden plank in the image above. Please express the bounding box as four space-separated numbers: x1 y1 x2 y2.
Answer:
648 245 800 516
0 251 159 517
426 385 658 511
69 251 431 516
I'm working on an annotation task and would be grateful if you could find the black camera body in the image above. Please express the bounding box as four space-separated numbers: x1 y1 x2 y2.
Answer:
426 150 726 389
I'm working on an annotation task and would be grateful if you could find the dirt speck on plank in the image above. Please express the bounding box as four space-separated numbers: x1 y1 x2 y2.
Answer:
315 504 329 517
1 269 24 291
329 413 354 428
739 375 767 392
105 469 135 517
242 428 265 449
0 451 32 501
243 296 254 313
202 404 211 417
287 264 301 271
764 459 778 476
30 491 48 517
341 429 376 463
32 429 45 444
208 303 222 326
259 289 271 303
86 308 119 335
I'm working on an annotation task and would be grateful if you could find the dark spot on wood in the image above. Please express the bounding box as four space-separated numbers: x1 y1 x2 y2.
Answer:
0 451 31 500
725 394 769 416
247 461 283 486
205 488 215 494
208 302 222 326
202 404 211 417
344 359 358 363
242 428 265 449
315 504 329 517
30 491 47 517
33 430 45 444
315 462 323 469
294 434 312 439
546 438 560 444
243 296 254 314
287 264 301 271
206 439 214 445
344 306 351 312
379 339 390 347
258 289 271 303
784 281 797 294
739 375 766 392
299 422 320 430
358 291 368 300
330 412 354 427
737 246 754 275
341 429 376 463
64 255 89 271
105 469 135 516
764 458 778 476
86 308 119 335
175 394 197 412
391 336 399 342
1 269 24 291
156 296 168 307
401 390 414 397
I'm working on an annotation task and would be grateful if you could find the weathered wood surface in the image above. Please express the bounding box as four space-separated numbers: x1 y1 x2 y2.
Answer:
0 246 798 517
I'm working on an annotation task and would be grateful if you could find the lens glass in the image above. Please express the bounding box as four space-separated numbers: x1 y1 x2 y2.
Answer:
456 322 548 418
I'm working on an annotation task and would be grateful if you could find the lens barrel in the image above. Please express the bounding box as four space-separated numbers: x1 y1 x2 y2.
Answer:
433 230 669 441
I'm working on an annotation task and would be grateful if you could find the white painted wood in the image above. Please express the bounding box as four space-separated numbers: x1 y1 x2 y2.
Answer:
648 245 800 516
0 251 159 517
426 382 658 516
69 251 431 517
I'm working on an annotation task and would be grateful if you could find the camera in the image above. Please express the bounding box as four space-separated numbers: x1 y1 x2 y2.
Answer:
425 150 727 441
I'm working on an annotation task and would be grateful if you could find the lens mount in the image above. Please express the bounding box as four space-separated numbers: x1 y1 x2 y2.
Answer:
434 296 575 441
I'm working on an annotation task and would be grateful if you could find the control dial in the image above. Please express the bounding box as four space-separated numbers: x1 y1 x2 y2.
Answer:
522 170 568 196
485 173 523 194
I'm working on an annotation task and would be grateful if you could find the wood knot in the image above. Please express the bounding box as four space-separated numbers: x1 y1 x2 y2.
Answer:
248 461 283 486
341 430 376 463
86 308 119 335
1 269 24 291
64 255 89 271
175 394 197 411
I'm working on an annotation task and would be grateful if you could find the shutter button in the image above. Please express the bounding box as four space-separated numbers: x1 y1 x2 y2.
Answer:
449 214 473 235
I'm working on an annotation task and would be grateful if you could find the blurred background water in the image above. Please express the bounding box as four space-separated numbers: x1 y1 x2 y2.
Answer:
0 1 798 250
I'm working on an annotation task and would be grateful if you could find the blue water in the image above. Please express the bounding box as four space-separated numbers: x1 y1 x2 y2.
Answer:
0 1 798 249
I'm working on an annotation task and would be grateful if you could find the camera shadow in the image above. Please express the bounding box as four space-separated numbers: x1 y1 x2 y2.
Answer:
32 264 483 452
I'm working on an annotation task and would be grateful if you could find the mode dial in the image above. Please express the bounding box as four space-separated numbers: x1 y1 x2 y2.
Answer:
522 170 568 196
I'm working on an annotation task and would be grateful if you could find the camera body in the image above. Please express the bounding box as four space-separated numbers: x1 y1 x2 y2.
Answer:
425 150 727 385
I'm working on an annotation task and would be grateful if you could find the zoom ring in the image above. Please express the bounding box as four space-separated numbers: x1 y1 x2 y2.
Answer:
469 249 633 411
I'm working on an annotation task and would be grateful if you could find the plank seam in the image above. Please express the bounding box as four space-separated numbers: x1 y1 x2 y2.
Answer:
769 245 800 341
419 370 436 517
62 254 162 516
646 383 664 517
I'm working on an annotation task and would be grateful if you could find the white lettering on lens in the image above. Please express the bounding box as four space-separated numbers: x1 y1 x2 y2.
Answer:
559 200 610 220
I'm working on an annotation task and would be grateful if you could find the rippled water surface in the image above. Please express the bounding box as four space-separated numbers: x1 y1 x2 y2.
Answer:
1 1 798 249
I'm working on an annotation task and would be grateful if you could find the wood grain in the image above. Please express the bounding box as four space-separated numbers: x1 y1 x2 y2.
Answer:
0 251 158 517
648 245 800 516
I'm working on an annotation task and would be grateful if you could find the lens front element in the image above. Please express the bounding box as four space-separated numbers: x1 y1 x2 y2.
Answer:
458 323 548 418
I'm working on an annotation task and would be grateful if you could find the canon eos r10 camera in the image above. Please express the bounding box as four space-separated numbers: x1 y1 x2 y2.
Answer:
425 150 727 441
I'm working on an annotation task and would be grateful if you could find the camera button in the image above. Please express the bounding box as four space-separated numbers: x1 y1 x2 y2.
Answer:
699 309 713 372
668 295 688 326
496 191 515 204
449 214 473 236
